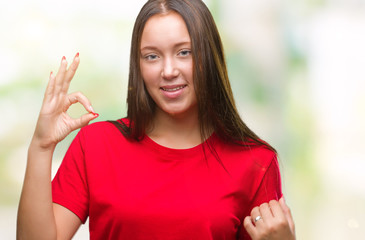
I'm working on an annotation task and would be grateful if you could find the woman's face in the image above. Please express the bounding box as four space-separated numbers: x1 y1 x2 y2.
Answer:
140 11 197 118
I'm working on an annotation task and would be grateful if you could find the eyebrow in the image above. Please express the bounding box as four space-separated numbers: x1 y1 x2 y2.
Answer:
140 41 191 51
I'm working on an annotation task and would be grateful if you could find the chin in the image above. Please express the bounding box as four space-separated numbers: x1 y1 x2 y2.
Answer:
160 105 197 118
165 109 188 117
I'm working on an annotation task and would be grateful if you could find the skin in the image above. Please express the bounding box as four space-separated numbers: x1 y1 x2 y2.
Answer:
17 54 95 240
140 12 201 149
243 197 296 240
17 11 295 240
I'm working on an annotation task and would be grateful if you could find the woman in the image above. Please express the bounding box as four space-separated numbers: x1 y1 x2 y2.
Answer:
17 0 295 239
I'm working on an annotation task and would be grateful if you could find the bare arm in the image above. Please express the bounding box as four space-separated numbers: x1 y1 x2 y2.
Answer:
17 54 98 240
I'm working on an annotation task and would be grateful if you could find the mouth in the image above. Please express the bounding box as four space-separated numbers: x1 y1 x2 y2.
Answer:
160 85 187 92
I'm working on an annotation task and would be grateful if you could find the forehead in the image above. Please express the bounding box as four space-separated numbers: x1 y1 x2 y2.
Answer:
140 11 191 48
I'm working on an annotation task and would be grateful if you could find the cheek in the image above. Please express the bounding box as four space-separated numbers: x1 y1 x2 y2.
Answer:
140 63 161 84
182 62 194 81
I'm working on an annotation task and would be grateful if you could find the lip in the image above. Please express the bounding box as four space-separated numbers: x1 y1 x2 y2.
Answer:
160 84 187 99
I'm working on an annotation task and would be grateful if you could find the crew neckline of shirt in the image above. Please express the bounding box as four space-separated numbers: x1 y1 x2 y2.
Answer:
142 133 217 158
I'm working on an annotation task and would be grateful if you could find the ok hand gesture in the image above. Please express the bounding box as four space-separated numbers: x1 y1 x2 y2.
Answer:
32 53 98 150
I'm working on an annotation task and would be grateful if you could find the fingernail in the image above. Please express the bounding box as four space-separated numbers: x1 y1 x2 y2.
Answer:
75 52 79 58
50 71 53 77
89 105 95 113
93 113 99 117
62 56 66 61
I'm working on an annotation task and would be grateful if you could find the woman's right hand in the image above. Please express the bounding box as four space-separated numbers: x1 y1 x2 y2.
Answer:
32 53 98 150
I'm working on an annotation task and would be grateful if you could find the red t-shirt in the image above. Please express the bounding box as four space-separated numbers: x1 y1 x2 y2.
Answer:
52 120 282 239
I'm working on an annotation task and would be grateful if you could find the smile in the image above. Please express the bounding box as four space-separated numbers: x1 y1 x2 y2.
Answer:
161 85 186 92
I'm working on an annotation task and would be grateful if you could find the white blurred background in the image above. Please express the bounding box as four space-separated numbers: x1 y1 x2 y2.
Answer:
1 0 364 239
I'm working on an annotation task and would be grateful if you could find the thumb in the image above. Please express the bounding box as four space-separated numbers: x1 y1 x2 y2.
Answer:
70 112 99 131
279 197 295 234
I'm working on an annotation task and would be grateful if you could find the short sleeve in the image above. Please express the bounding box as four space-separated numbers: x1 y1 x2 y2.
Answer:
52 130 89 223
238 155 282 240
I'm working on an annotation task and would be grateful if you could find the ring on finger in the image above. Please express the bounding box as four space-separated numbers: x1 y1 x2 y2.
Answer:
254 215 262 223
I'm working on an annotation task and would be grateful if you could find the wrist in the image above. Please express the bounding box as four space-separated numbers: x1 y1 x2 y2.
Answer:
29 137 57 153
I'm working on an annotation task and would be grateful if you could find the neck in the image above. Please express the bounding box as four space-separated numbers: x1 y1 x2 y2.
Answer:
147 108 202 149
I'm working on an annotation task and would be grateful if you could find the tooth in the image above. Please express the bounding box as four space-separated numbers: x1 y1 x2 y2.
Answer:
163 86 184 91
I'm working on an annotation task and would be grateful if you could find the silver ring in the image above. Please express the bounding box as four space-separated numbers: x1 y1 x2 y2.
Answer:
254 215 262 223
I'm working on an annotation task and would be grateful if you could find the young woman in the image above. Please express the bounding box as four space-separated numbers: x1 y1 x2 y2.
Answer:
17 0 295 239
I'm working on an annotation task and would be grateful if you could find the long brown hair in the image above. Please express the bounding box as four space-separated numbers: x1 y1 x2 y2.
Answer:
117 0 276 153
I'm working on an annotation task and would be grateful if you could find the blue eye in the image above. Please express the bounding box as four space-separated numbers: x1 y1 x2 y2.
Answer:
179 50 191 56
145 54 159 60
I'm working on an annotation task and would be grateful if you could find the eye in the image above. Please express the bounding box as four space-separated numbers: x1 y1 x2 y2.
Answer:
144 54 159 61
178 49 191 57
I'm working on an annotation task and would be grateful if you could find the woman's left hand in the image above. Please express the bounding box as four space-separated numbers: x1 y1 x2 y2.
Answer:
243 197 295 240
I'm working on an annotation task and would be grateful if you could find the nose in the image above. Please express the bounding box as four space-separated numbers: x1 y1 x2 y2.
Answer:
161 57 179 80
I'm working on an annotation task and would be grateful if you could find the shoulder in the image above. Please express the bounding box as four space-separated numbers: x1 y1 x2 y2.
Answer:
214 136 277 169
77 118 129 143
70 119 138 155
80 120 118 134
81 118 128 133
248 145 277 168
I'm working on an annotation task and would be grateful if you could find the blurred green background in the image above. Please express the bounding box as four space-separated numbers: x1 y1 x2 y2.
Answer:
1 0 364 239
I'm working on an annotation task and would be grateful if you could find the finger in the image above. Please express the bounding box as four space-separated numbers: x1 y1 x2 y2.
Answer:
69 112 99 132
44 71 56 99
65 92 96 114
243 216 258 239
279 197 295 233
269 199 286 220
259 202 274 223
62 53 80 92
54 56 68 94
250 206 264 226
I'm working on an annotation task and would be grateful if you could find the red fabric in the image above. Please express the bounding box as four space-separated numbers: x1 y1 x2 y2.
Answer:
52 120 282 240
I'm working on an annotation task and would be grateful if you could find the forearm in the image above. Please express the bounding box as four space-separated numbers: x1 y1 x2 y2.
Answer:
17 140 57 240
17 54 95 239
